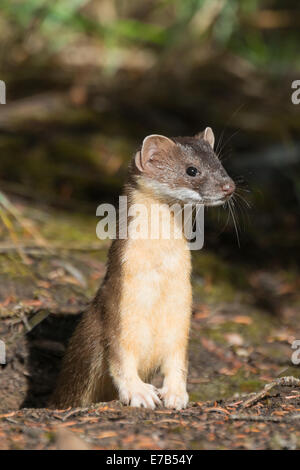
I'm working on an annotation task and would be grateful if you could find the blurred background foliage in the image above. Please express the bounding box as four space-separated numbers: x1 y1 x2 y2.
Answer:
1 1 300 416
0 0 299 270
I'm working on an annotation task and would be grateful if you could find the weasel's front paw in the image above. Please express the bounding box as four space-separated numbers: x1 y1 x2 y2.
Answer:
119 382 161 410
159 386 189 410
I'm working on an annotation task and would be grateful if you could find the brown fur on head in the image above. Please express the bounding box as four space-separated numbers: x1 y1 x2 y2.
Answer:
133 127 235 206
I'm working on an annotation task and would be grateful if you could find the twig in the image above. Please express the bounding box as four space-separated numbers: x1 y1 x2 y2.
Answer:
241 376 300 409
0 242 105 255
0 208 29 263
20 312 32 332
229 413 300 424
61 408 88 422
0 191 49 263
206 407 231 415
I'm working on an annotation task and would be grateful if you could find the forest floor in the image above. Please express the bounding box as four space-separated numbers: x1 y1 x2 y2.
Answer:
0 198 300 450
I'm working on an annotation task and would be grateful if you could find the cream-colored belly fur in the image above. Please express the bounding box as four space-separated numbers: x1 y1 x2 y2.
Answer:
117 189 192 389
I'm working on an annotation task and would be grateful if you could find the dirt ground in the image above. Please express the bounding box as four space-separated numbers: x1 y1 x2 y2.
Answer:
0 201 300 450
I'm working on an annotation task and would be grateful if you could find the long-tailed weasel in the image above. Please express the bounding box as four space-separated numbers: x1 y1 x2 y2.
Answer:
51 127 235 410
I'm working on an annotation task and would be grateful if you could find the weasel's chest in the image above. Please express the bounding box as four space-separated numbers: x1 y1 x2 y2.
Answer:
121 238 191 312
119 239 192 368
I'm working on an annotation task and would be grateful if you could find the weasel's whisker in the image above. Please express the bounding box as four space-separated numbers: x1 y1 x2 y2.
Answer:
217 130 240 158
215 103 244 156
236 187 251 193
232 195 250 231
217 149 233 162
228 199 240 247
183 205 195 235
217 201 231 235
234 191 252 209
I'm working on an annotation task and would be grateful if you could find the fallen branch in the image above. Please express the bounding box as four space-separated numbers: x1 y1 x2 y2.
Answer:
241 376 300 409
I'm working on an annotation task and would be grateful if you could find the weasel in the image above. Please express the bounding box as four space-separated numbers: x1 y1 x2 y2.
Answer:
50 127 235 410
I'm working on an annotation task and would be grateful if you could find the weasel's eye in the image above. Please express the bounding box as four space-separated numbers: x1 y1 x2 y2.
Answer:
186 166 198 177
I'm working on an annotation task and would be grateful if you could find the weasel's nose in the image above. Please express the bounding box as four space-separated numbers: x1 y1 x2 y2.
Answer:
221 181 235 196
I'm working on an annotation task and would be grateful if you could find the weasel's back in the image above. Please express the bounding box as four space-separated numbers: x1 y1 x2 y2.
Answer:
49 305 116 408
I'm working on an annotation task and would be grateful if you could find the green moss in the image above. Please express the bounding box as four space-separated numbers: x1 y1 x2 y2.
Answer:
45 431 56 443
192 251 249 303
196 309 278 348
41 212 97 244
0 253 33 278
189 369 263 402
169 426 184 434
189 440 205 450
198 327 228 346
278 366 300 378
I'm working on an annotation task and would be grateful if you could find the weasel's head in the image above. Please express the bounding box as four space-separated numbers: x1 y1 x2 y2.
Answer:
133 128 235 206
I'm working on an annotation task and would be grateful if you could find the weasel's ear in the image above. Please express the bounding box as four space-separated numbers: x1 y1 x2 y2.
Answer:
195 127 215 149
135 134 175 172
